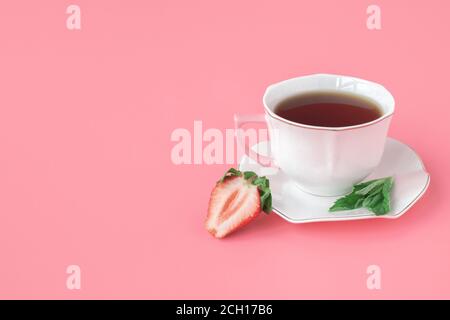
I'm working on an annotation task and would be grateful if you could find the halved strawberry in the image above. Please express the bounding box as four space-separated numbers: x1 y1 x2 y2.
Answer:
205 168 272 238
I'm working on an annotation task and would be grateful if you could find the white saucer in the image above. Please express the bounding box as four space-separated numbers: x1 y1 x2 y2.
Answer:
239 138 430 223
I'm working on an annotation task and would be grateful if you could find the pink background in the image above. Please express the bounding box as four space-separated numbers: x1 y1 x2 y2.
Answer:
0 0 448 299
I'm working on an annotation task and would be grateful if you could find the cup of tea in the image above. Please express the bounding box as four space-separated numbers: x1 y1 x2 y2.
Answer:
235 74 395 196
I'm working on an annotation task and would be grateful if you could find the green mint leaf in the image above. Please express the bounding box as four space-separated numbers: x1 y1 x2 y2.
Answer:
363 193 382 209
352 180 373 192
355 178 385 196
379 177 393 215
243 171 257 180
259 187 272 214
329 177 394 215
218 168 242 183
354 197 365 208
329 193 364 212
251 175 272 214
217 168 273 214
253 176 270 189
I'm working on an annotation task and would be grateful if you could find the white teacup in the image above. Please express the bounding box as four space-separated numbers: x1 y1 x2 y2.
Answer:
235 74 395 196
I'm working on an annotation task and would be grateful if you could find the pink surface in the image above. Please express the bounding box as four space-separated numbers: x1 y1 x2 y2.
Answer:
0 0 448 299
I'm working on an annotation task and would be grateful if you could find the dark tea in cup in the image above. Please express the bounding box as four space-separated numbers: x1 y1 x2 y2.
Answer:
274 91 382 127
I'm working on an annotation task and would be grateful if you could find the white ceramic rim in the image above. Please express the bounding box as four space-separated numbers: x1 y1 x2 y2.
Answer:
266 139 430 223
263 73 396 131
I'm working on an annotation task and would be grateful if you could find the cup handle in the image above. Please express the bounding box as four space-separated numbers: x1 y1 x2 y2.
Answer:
234 114 278 168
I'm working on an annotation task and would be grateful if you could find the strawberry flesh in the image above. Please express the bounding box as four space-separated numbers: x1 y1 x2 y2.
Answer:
206 176 261 238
